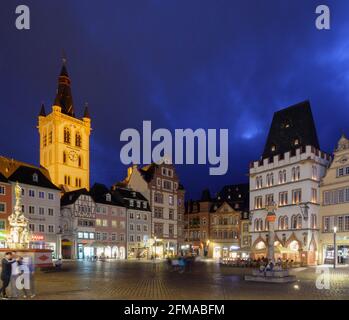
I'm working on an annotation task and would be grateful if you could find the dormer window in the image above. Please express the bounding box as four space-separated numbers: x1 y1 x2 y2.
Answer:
106 193 111 202
130 199 134 207
132 192 136 198
294 138 299 146
33 173 38 182
271 145 276 152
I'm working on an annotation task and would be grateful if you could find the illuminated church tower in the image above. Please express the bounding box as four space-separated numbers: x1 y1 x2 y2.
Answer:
38 59 91 191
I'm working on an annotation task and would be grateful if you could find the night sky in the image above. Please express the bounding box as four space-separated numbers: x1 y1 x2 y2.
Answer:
1 0 349 200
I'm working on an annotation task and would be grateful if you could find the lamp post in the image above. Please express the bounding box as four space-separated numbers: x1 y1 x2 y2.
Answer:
154 236 157 261
333 226 337 269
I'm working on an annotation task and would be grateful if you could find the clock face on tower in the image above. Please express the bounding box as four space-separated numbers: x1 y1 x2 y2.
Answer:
68 150 79 162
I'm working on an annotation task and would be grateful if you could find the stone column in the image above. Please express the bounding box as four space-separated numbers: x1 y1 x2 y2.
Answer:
267 216 275 262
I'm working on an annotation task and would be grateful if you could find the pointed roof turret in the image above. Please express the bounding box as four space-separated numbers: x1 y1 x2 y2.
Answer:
39 103 46 116
336 133 349 151
53 57 75 117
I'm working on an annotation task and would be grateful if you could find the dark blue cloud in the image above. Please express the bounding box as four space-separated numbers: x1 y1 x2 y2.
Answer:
1 0 349 199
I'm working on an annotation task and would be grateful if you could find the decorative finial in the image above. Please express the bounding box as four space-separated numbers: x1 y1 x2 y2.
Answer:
62 49 67 65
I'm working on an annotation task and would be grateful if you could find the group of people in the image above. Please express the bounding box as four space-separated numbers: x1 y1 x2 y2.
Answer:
0 251 35 300
258 257 294 273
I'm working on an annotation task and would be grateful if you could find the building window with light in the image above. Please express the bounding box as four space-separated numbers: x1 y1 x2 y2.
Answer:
75 132 82 147
279 191 288 206
292 189 302 204
311 188 317 203
64 127 71 144
254 196 263 209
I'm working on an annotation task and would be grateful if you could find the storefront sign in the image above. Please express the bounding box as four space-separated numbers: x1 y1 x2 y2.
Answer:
31 234 44 241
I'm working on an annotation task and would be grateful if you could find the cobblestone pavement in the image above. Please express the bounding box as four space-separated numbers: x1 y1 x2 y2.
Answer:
22 260 349 300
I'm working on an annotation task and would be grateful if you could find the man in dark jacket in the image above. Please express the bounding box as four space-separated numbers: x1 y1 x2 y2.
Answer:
0 252 16 299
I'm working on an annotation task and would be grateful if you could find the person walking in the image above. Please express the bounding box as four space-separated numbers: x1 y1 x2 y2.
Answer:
21 256 35 298
10 255 21 299
0 252 16 299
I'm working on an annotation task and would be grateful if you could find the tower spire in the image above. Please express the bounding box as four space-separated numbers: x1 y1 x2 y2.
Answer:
54 54 75 117
39 102 46 117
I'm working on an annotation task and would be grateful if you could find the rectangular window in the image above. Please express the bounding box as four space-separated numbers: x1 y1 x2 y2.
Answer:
345 216 349 231
48 193 54 200
29 190 35 197
39 191 45 199
323 217 330 232
338 216 344 232
39 207 45 215
154 207 163 219
120 234 125 241
292 189 302 204
111 233 116 241
0 220 5 230
112 220 117 227
29 206 35 214
143 225 148 232
169 209 174 220
278 191 288 206
136 224 141 231
0 186 5 195
102 233 108 240
154 193 163 204
96 233 101 240
136 235 141 242
48 225 54 233
29 224 35 232
265 194 274 206
154 223 164 237
96 219 101 226
169 224 174 237
39 224 45 232
48 208 54 216
102 219 108 227
0 203 5 213
169 195 174 206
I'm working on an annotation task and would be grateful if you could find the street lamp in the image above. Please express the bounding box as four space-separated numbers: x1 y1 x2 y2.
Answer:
333 226 337 269
154 236 157 260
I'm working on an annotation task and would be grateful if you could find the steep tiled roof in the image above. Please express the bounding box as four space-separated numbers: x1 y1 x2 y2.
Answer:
262 100 320 159
8 166 60 190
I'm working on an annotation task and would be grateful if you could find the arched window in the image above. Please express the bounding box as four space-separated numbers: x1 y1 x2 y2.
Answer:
297 214 302 229
292 167 296 181
311 214 317 229
48 128 53 144
254 219 259 231
283 170 287 183
259 219 263 231
278 216 283 230
291 215 297 229
64 127 71 144
284 216 288 229
78 155 82 168
43 129 47 147
265 219 269 231
63 151 67 164
75 132 82 147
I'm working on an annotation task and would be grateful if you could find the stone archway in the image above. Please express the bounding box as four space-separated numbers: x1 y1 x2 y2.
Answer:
285 233 302 263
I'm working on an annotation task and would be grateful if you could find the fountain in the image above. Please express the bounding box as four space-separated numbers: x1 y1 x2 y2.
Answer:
245 203 296 283
0 182 53 267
